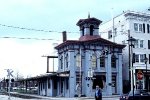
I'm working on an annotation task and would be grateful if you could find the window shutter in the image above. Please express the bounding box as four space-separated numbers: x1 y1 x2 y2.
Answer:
148 40 150 49
144 54 146 59
132 53 135 63
143 23 145 33
147 24 150 33
149 54 150 64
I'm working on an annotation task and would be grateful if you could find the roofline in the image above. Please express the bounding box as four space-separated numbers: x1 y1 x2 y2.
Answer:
55 38 126 49
101 10 150 25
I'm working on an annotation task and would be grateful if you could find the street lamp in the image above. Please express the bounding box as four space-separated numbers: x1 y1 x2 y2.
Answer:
127 36 136 99
144 57 148 92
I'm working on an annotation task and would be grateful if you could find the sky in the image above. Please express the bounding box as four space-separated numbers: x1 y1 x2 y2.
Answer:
0 0 150 79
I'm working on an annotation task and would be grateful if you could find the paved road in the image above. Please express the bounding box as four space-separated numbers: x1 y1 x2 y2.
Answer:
0 94 119 100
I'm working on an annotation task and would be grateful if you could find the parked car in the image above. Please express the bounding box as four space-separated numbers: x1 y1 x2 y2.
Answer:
120 89 150 100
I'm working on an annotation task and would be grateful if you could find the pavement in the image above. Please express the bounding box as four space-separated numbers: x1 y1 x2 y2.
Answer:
0 92 120 100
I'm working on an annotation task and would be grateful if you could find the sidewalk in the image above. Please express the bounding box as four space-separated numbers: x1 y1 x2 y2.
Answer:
2 92 120 100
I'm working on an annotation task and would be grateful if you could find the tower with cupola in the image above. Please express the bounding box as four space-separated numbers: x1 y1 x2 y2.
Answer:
76 15 102 41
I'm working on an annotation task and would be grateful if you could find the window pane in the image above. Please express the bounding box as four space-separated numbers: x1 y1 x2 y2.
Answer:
134 40 138 48
139 24 143 32
91 54 97 68
140 40 143 48
134 23 138 31
111 55 116 68
100 57 105 67
140 54 144 63
76 54 81 67
108 30 112 39
66 55 68 68
135 55 139 62
60 56 63 69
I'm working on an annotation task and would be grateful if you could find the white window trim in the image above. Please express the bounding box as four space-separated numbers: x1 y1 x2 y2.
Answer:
134 39 144 48
134 23 143 33
135 53 145 64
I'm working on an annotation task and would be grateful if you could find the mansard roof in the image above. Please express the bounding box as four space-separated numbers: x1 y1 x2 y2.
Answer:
124 11 150 19
55 37 125 49
76 17 102 26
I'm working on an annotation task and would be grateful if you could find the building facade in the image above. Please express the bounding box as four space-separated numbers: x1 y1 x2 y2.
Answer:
100 10 150 92
54 16 125 97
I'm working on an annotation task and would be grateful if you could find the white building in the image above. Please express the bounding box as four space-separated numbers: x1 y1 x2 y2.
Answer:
100 10 150 92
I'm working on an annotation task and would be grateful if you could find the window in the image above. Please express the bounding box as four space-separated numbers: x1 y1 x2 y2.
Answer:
82 26 85 36
134 40 143 48
90 25 94 35
148 40 150 49
139 24 143 32
91 54 97 68
76 54 81 67
60 56 63 69
135 54 139 62
108 30 112 39
121 25 124 32
134 54 145 63
134 23 138 31
100 56 105 67
140 40 144 48
140 54 145 62
114 28 117 36
111 55 116 68
112 76 116 87
134 23 143 32
76 73 82 86
65 54 68 68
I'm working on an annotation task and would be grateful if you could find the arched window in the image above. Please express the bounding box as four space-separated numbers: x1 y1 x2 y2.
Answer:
91 54 97 68
100 56 105 67
65 54 68 68
90 25 94 35
111 55 116 68
76 54 81 67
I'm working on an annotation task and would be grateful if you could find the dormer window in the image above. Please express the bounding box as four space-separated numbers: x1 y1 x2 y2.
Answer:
90 25 94 35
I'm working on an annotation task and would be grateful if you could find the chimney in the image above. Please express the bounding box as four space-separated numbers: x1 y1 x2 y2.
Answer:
62 31 67 42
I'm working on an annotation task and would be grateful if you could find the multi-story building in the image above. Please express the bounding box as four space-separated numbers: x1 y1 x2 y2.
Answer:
10 16 125 97
54 16 125 97
100 10 150 92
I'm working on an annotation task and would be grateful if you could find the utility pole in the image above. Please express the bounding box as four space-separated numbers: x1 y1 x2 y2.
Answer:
5 69 13 100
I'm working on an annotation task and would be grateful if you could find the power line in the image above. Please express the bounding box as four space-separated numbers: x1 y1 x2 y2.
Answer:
0 23 79 34
0 36 60 41
0 24 58 33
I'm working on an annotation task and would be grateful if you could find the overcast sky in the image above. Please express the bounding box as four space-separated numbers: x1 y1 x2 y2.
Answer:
0 0 150 79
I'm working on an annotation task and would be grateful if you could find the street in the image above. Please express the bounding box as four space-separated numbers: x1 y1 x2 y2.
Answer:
0 94 119 100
